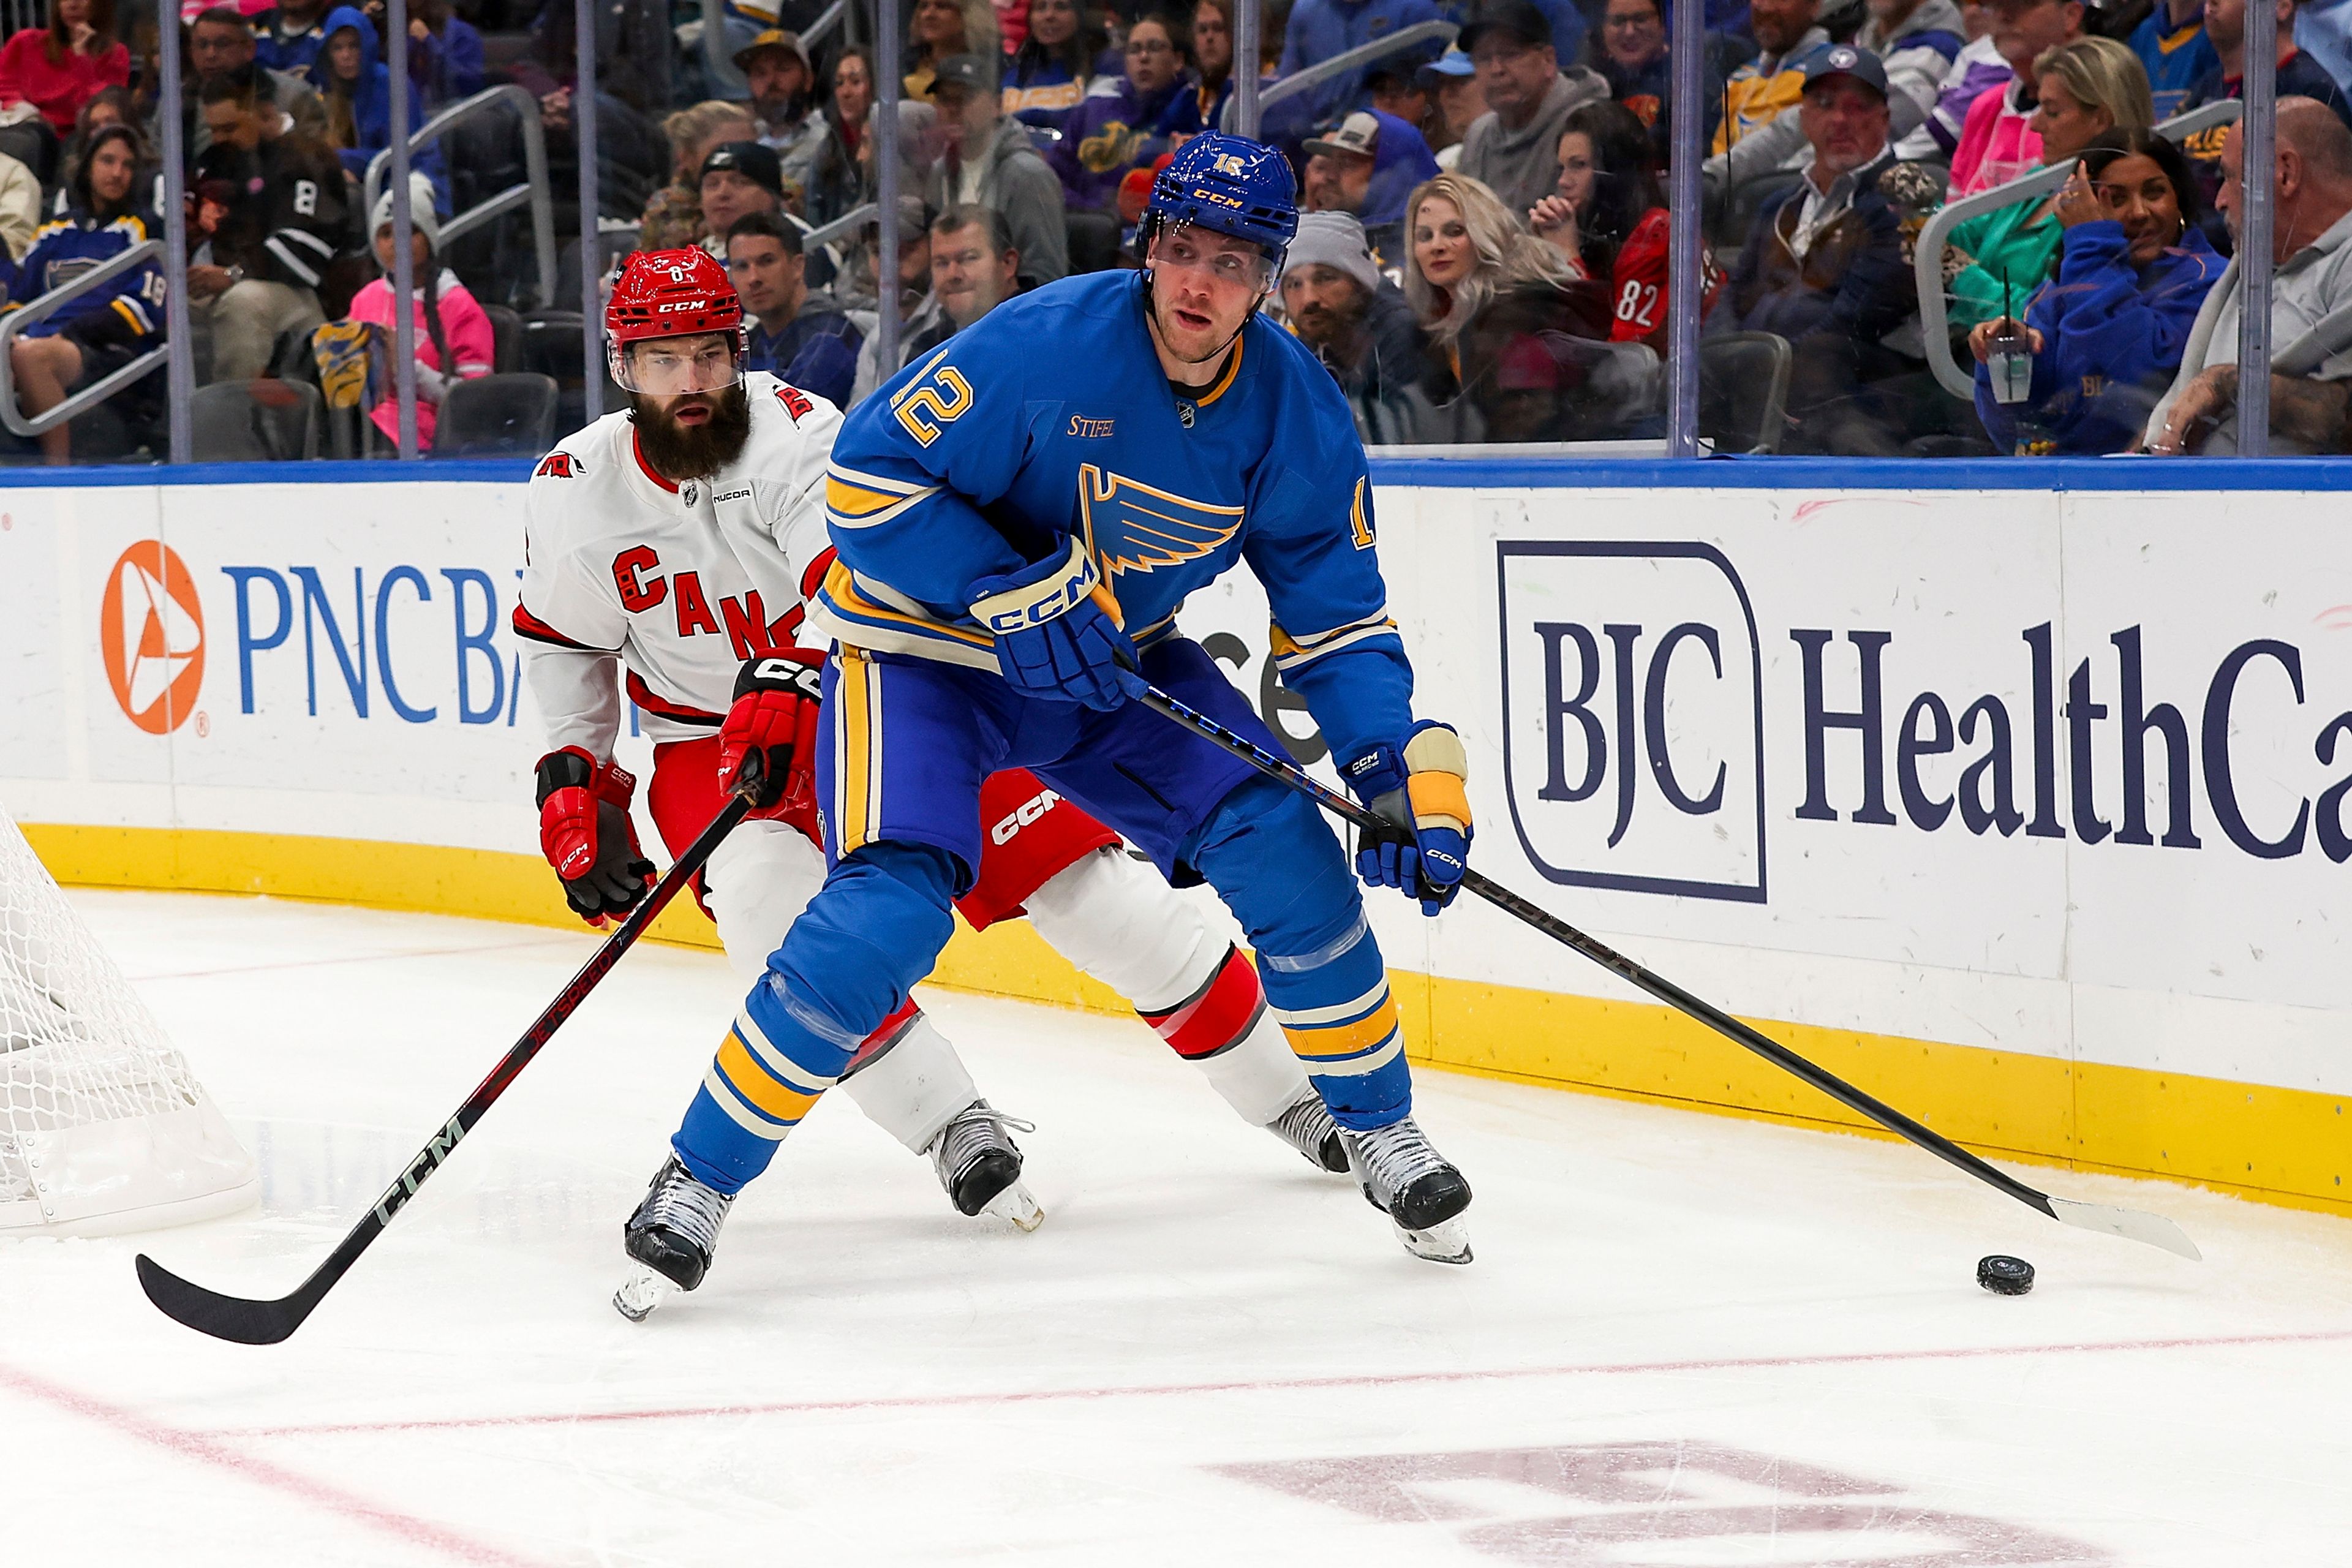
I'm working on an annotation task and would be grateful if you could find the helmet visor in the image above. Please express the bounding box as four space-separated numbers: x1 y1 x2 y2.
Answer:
611 333 746 396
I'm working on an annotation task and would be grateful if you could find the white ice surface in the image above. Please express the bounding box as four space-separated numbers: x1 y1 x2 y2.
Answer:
6 891 2351 1567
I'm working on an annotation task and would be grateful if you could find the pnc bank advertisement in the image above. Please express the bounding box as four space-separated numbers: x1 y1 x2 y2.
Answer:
2 475 2348 1112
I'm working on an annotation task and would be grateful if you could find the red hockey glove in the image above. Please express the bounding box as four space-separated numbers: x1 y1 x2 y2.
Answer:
718 649 826 835
535 747 655 927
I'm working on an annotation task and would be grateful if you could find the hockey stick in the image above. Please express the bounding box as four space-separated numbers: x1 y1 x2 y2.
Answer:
135 795 755 1344
1130 681 2201 1263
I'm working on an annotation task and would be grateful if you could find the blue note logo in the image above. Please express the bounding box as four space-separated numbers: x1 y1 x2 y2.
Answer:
1078 465 1245 576
1498 541 1767 902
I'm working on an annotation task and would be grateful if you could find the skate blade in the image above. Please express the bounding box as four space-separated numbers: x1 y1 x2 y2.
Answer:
612 1264 676 1322
1395 1214 1472 1265
982 1179 1046 1232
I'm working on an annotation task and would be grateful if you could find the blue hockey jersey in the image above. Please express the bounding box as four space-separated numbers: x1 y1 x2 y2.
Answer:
810 268 1412 765
0 209 164 345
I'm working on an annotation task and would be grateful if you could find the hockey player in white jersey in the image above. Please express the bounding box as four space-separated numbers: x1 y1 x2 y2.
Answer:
514 251 1346 1314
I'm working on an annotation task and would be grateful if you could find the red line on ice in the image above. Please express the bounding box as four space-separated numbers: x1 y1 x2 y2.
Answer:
225 1325 2352 1439
0 1360 552 1567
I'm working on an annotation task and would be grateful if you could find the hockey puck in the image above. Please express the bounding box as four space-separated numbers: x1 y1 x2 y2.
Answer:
1977 1255 2035 1295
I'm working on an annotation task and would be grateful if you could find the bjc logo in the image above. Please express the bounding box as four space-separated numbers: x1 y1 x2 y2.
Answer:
1498 541 1766 902
100 540 205 734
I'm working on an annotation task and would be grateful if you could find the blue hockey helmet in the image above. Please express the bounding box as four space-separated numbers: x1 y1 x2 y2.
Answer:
1144 132 1300 274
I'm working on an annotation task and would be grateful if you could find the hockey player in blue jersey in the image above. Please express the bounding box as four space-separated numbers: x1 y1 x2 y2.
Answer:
620 132 1477 1305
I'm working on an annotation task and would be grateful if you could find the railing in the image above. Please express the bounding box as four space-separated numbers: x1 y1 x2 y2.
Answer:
804 202 876 251
364 85 560 312
1915 98 2244 399
1221 18 1457 131
0 240 169 439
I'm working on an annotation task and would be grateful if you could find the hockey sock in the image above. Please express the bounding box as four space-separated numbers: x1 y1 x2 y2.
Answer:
1189 775 1412 1131
1023 846 1310 1126
673 842 960 1192
836 1007 985 1153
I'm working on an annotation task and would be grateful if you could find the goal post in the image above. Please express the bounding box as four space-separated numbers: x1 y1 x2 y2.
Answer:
1 801 258 1236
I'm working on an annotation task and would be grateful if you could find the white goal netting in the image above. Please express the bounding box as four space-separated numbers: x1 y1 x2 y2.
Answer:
0 801 257 1235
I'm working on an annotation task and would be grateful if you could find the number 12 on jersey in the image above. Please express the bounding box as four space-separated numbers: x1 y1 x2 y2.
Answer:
891 353 974 447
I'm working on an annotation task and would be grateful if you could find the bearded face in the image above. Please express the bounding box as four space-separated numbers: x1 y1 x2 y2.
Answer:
628 382 753 482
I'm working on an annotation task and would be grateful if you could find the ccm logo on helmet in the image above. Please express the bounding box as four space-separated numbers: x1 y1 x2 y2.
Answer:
990 788 1063 845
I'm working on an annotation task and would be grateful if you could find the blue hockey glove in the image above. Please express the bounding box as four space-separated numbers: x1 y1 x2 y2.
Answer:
1343 721 1473 915
969 538 1142 711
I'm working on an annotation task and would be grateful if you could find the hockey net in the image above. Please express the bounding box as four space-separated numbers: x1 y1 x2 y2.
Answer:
0 800 257 1235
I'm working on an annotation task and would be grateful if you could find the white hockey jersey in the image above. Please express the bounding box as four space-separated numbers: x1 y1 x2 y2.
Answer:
515 374 840 758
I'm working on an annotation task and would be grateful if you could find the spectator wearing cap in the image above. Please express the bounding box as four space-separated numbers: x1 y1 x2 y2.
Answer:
2149 102 2352 453
1967 130 2220 452
1046 12 1203 214
1279 0 1446 127
1418 47 1487 166
736 29 826 168
1281 209 1428 431
1713 0 1964 180
1705 0 1834 188
922 52 1070 284
1305 108 1443 269
1950 0 2086 195
1708 46 1919 453
726 209 862 408
1456 1 1610 217
1532 99 1722 348
341 170 494 453
2182 0 2352 129
848 194 941 398
190 70 349 382
699 140 786 256
1944 36 2153 334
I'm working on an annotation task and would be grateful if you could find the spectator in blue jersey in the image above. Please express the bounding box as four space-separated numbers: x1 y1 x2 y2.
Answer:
252 0 336 77
725 211 861 407
0 125 160 463
2183 0 2352 126
1970 130 2220 451
1191 0 1276 133
1279 0 1447 127
1303 108 1442 269
1046 11 1201 213
1002 0 1105 134
2127 0 2221 117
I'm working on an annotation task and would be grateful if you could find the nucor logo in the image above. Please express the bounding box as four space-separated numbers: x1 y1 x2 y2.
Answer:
100 541 206 734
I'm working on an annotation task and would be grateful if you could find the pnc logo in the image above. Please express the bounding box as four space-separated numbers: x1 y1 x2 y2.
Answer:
100 540 205 734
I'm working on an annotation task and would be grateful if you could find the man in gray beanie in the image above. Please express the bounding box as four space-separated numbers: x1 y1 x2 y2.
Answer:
1278 211 1427 431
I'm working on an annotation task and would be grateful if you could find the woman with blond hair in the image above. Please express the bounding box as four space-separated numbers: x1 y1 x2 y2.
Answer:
1944 35 2154 332
1403 171 1608 420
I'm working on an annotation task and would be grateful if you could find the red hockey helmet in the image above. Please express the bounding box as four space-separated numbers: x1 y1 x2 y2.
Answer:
605 247 746 394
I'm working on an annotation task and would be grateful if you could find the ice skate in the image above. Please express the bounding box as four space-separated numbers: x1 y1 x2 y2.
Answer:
927 1099 1044 1231
1265 1090 1349 1173
614 1155 735 1320
1343 1117 1473 1264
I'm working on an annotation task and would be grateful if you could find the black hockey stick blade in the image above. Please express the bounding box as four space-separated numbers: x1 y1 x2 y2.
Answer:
1126 680 2202 1262
134 796 752 1344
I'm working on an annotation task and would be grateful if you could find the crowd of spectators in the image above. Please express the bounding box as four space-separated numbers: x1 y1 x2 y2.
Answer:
0 0 2348 461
